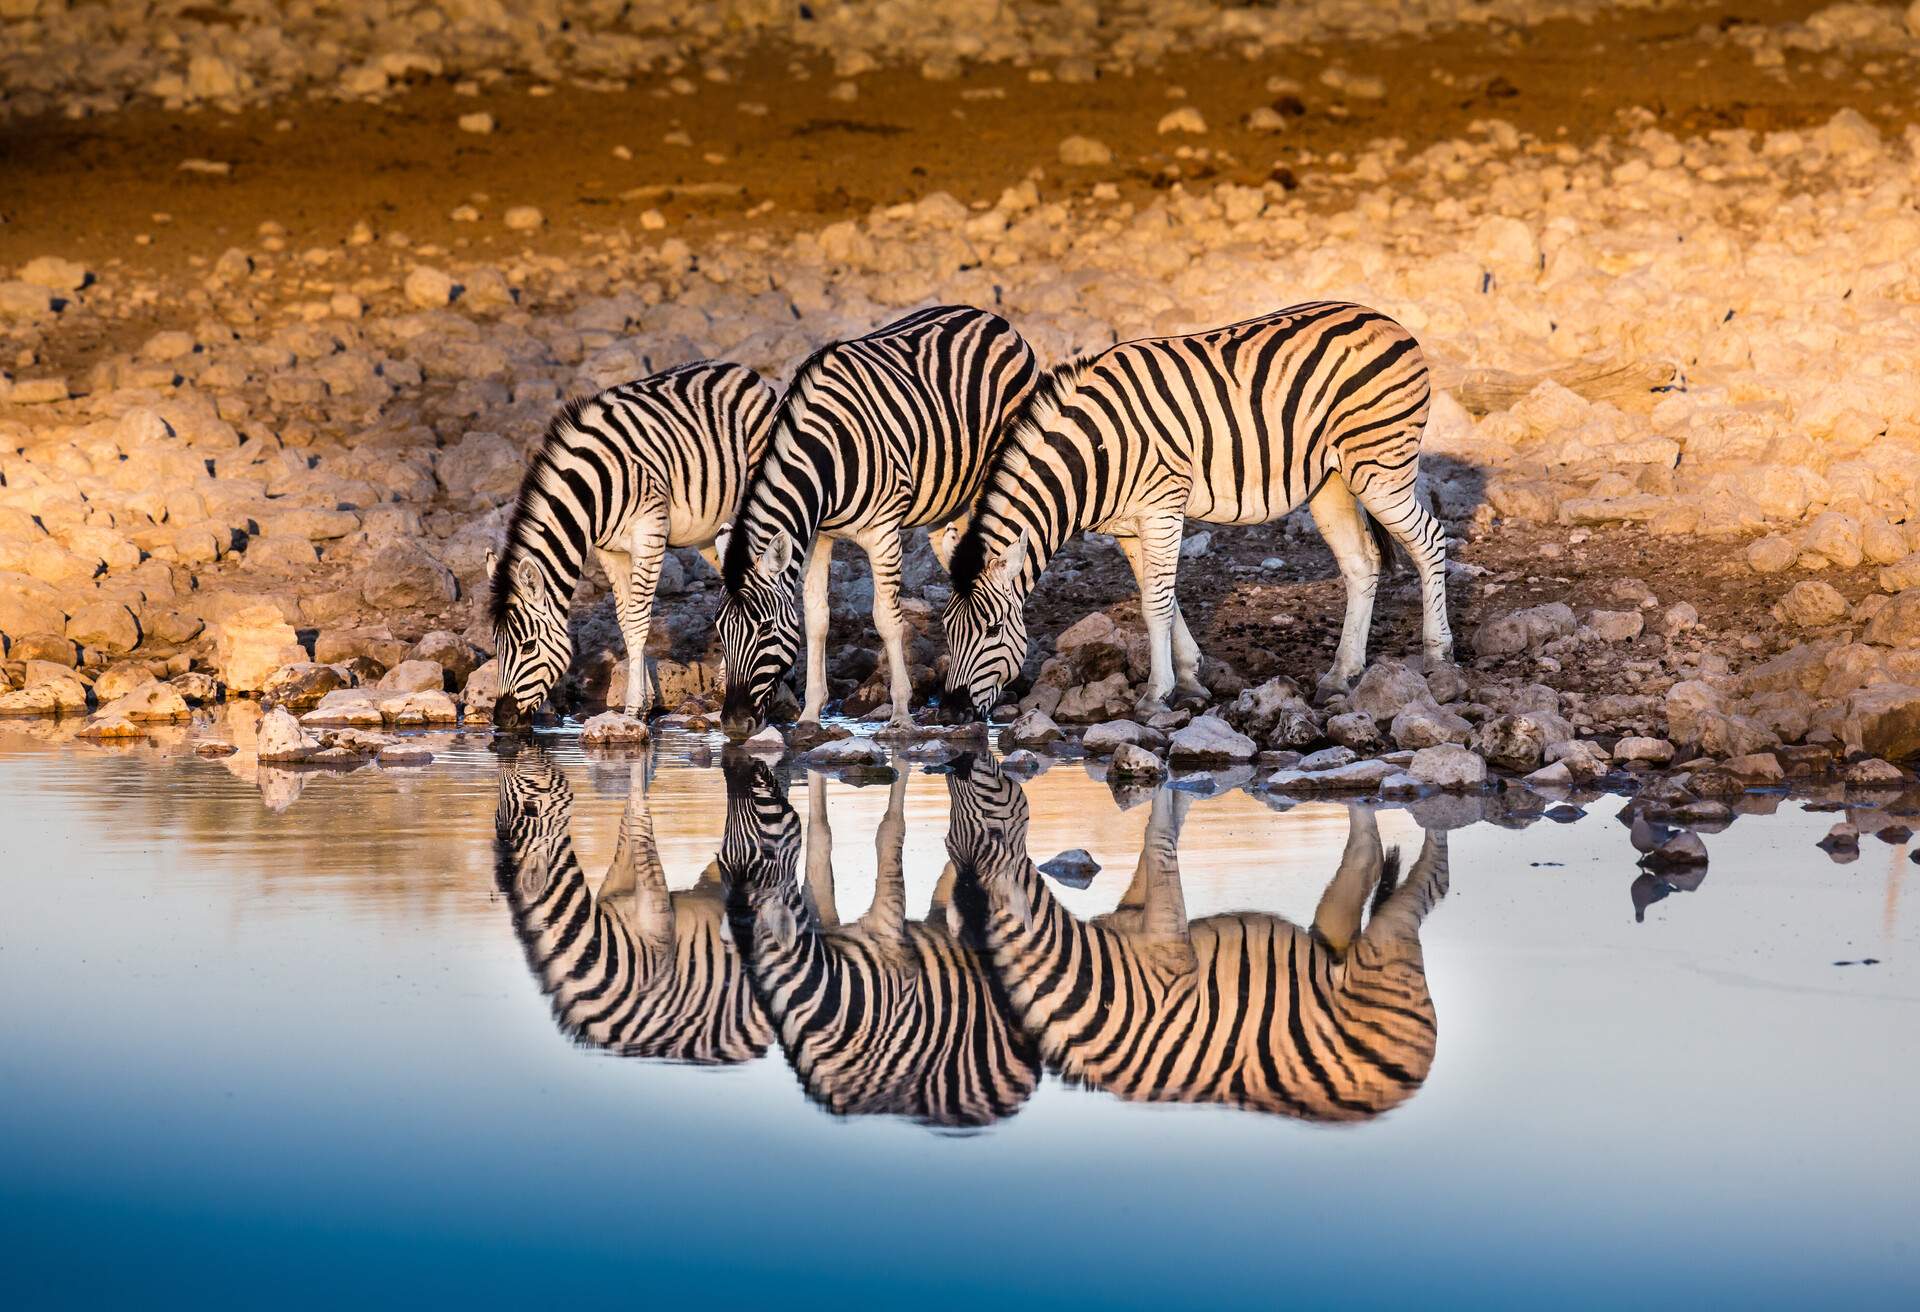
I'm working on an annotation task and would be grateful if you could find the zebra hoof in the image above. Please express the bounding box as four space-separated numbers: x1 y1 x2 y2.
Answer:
1132 695 1173 721
1170 684 1209 712
1313 672 1356 704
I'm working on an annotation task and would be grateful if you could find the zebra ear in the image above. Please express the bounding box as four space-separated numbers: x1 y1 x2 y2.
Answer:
757 531 793 578
514 557 545 599
991 527 1030 585
712 526 731 565
484 547 499 580
930 519 964 570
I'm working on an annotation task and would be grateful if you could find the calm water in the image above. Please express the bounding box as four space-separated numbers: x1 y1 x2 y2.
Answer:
2 715 1916 1309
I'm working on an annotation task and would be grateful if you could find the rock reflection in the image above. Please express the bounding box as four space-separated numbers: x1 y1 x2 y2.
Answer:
494 747 772 1064
720 761 1042 1129
946 758 1450 1121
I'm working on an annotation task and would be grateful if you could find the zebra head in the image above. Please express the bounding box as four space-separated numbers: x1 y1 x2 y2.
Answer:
489 550 570 732
493 744 574 903
716 531 802 740
939 527 1031 721
942 754 1032 890
717 756 804 935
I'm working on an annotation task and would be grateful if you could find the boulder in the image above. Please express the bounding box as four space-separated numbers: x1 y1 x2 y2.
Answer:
1167 715 1256 764
1772 581 1849 628
1003 709 1064 749
361 544 458 611
95 682 190 722
580 711 649 746
213 605 307 694
1614 735 1676 764
1472 710 1574 771
385 690 459 725
1348 661 1435 719
1840 684 1920 761
1472 602 1575 657
1408 744 1487 789
301 690 387 727
1390 702 1472 750
461 659 503 717
1081 719 1163 756
257 707 318 763
1054 673 1132 723
1585 609 1644 642
408 630 483 681
1879 553 1920 594
91 662 159 703
376 659 447 693
1265 758 1398 792
65 601 140 655
1864 590 1920 647
1844 758 1906 786
261 662 350 709
1108 742 1166 781
1325 710 1383 753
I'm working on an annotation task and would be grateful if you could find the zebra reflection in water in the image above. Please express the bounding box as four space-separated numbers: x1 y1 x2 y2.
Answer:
493 747 772 1065
944 759 1450 1121
720 761 1042 1129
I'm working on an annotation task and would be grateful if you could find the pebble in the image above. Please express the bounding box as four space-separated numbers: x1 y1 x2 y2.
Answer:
503 206 545 231
458 112 495 134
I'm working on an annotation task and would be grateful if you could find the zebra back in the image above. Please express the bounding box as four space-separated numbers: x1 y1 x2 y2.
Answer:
943 758 1447 1122
721 305 1037 589
720 759 1041 1129
491 359 776 631
494 747 772 1065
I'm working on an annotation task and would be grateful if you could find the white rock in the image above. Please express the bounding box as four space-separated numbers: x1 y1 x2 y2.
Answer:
257 707 316 763
504 206 545 231
458 112 495 134
804 736 889 767
1058 135 1112 166
581 711 649 746
404 266 457 308
1156 107 1207 135
1408 744 1487 789
1167 715 1255 763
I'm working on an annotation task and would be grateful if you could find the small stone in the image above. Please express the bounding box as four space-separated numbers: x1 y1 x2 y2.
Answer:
1746 535 1797 574
1265 758 1398 792
458 111 495 134
1038 849 1100 888
1157 106 1208 134
1298 745 1357 772
1081 719 1163 755
1586 609 1644 642
403 266 458 308
743 724 786 753
1003 709 1064 749
1818 821 1860 853
1325 710 1383 753
504 206 545 231
1058 135 1112 166
1661 602 1699 636
803 736 888 767
377 744 433 766
1642 830 1708 869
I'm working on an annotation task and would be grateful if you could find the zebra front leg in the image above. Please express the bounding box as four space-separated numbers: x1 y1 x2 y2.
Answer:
798 540 833 724
1129 514 1187 718
1116 534 1207 707
621 508 672 716
804 773 839 928
1312 803 1384 955
857 524 914 729
1350 470 1455 668
1306 477 1383 699
597 546 644 713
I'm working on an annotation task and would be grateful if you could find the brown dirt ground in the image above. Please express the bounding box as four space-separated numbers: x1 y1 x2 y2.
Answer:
4 1 1913 708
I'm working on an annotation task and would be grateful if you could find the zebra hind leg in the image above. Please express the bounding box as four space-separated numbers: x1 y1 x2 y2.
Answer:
856 524 915 729
1305 478 1383 700
1348 457 1454 668
1118 516 1190 717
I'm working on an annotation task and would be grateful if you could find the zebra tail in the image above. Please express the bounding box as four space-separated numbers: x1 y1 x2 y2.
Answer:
1364 506 1407 578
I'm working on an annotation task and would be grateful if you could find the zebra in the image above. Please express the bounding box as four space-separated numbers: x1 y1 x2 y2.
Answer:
493 745 773 1065
715 305 1038 739
718 758 1041 1129
939 301 1452 720
488 360 778 730
943 758 1449 1121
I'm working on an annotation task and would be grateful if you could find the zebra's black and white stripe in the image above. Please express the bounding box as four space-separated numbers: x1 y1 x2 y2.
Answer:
943 759 1448 1121
715 305 1037 738
493 747 772 1065
719 759 1041 1128
489 360 777 728
941 302 1451 718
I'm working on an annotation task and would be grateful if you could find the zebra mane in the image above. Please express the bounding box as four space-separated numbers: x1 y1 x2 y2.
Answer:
489 394 595 628
948 355 1094 593
721 339 842 592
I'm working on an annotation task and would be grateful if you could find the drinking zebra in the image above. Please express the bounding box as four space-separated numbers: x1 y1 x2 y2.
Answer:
493 746 772 1065
943 759 1449 1121
940 301 1452 719
715 305 1038 739
489 360 777 729
719 758 1041 1128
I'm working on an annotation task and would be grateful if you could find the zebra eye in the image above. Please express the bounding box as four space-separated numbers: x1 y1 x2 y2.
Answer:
518 638 539 657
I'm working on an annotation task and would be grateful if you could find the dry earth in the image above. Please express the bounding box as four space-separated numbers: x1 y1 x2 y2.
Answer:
4 0 1920 787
